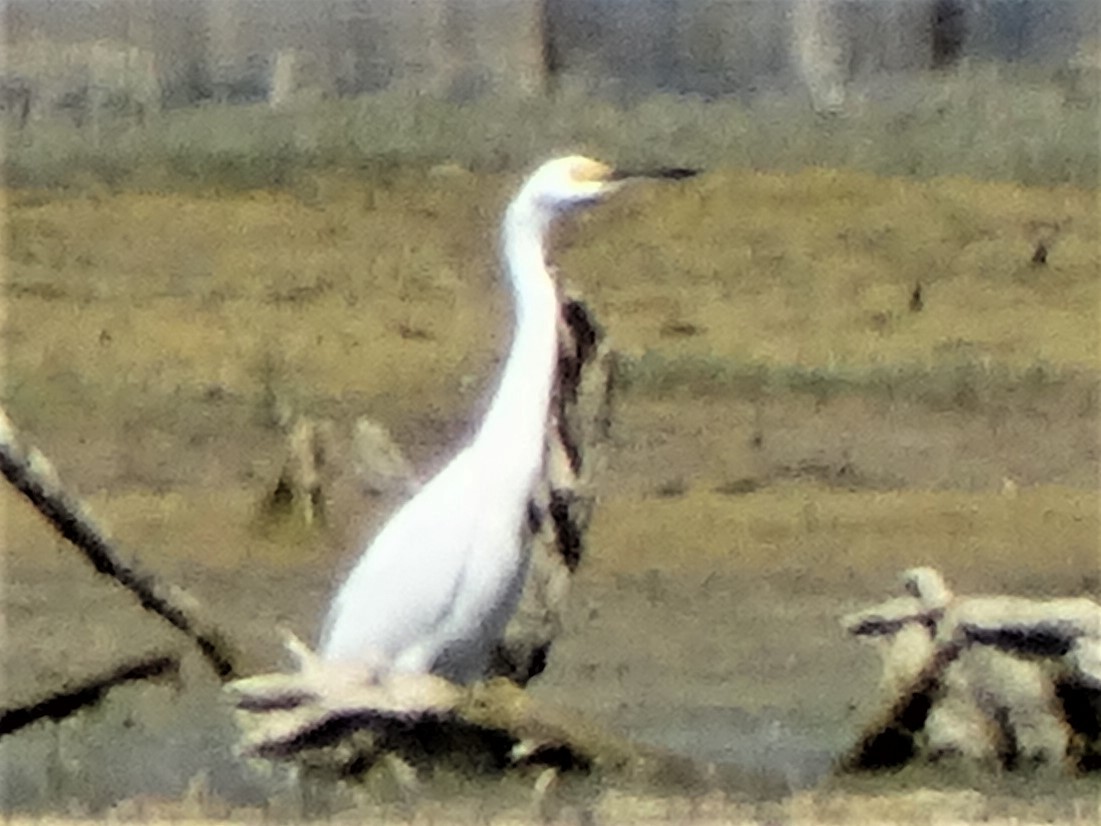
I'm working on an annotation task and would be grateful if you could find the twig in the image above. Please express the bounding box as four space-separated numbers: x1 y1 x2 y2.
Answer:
841 640 962 771
0 406 238 679
841 568 1101 771
0 652 180 736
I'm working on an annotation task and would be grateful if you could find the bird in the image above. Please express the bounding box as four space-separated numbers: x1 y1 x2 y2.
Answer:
319 156 696 684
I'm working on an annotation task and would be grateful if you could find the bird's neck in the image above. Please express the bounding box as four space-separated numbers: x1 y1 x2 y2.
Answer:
471 199 559 494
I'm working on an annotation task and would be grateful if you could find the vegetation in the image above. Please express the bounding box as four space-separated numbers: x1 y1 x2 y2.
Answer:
3 65 1098 191
4 156 1095 442
1 73 1098 819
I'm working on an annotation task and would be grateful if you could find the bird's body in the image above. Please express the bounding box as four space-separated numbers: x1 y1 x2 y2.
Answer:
321 444 531 681
319 157 692 683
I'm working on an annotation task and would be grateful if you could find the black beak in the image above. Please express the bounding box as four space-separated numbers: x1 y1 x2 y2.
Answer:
609 167 699 182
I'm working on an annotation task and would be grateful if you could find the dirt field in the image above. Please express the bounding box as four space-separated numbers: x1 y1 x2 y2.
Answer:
1 165 1098 821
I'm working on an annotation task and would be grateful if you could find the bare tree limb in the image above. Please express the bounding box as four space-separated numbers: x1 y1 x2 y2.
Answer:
841 640 962 771
488 294 617 685
0 652 180 737
0 406 238 679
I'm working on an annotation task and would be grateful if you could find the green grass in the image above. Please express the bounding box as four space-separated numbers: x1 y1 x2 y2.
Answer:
3 64 1098 191
619 350 1099 414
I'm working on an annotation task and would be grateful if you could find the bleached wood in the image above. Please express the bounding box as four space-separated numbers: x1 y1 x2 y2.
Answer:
844 567 1101 771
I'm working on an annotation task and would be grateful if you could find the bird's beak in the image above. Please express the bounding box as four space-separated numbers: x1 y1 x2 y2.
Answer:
608 167 699 182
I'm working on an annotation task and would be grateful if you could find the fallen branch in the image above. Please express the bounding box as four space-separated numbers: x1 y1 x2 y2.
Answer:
227 635 730 790
0 406 238 679
841 567 1101 772
0 652 180 737
841 638 962 771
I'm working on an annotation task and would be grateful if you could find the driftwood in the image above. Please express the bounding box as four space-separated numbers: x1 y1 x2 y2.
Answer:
842 567 1101 772
261 414 419 531
228 635 640 775
0 406 239 680
226 634 755 794
351 417 419 498
489 294 618 684
260 415 332 528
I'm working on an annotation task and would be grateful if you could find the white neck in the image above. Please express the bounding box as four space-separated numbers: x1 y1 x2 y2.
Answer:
471 195 559 497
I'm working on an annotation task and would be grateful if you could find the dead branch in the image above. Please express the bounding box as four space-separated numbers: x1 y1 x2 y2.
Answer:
488 294 617 685
842 567 1101 772
0 406 238 679
227 635 718 788
259 415 332 529
841 639 962 771
0 652 180 737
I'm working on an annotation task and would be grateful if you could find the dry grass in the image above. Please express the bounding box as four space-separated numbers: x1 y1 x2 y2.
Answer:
1 157 1098 817
580 168 1098 371
3 164 1097 442
590 485 1100 589
1 785 1098 825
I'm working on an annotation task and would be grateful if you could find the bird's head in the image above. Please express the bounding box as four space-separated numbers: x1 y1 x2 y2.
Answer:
519 155 697 215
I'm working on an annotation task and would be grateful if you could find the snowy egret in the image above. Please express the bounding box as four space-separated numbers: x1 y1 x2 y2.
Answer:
320 156 696 683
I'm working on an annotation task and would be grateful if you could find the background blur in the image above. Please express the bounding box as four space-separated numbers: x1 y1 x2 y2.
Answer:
3 0 1099 186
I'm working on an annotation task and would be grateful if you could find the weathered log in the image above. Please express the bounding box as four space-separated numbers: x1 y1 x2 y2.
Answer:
0 406 239 679
488 294 617 685
226 635 735 792
351 417 418 498
842 567 1101 772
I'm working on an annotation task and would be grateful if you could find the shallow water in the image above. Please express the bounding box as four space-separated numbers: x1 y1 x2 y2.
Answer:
2 391 1097 816
0 539 890 817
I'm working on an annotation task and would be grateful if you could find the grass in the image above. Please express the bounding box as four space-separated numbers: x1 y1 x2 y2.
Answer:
1 83 1099 817
3 161 1095 445
589 485 1101 591
618 351 1098 415
3 786 1100 824
2 64 1098 191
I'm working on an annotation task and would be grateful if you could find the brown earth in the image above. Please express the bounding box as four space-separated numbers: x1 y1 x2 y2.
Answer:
1 167 1098 819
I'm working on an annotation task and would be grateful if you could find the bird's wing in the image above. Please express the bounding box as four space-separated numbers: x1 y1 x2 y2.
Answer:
319 450 484 664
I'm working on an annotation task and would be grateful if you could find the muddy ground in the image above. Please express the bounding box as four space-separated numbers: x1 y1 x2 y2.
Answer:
1 168 1098 821
2 387 1098 819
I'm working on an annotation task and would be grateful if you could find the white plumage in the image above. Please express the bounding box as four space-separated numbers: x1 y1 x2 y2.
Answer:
320 157 694 683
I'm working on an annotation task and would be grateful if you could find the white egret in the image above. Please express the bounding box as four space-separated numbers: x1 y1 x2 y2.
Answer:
320 156 696 683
